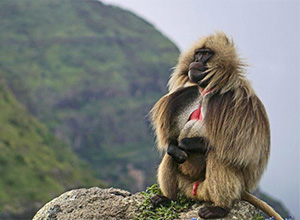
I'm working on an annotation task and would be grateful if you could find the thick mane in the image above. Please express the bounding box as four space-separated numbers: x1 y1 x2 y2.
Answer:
205 88 270 167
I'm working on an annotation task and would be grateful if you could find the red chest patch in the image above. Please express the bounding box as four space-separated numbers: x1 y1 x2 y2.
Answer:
189 106 203 122
188 88 212 196
189 105 204 196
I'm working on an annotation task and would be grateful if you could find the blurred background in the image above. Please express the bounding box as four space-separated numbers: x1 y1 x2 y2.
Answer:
0 0 298 219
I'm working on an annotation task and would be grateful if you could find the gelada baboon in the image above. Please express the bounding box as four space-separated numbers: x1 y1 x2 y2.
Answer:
150 32 283 219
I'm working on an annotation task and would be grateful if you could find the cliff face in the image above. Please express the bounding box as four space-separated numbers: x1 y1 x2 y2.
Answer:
33 187 261 220
0 0 179 192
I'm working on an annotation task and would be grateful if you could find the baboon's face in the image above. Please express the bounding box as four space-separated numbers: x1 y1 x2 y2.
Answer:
188 48 214 88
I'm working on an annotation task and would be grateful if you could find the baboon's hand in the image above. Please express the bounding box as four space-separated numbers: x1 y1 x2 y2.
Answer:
167 141 188 164
178 137 207 153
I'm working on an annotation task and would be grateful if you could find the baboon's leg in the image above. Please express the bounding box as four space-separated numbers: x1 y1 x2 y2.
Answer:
157 154 179 200
151 154 179 208
197 152 245 219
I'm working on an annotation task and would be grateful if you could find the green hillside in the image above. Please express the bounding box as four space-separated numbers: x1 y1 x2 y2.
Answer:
0 0 179 192
0 78 104 219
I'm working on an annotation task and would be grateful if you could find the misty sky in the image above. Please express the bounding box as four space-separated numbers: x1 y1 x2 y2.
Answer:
102 0 300 218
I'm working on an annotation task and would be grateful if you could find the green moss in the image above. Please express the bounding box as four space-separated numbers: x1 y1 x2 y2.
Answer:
252 213 265 220
134 184 196 220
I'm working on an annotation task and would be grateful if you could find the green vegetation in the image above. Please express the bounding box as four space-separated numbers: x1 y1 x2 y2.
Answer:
0 79 104 218
0 0 179 193
252 213 264 220
134 184 195 220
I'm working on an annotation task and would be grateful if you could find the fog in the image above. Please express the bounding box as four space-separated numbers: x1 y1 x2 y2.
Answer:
102 0 300 218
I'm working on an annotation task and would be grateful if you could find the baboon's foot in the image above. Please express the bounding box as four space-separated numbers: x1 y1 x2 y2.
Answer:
150 194 172 209
198 205 230 219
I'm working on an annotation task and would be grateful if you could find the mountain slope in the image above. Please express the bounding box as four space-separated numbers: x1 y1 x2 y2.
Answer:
0 78 104 218
0 0 179 191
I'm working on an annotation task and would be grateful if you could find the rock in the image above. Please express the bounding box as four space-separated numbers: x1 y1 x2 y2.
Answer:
33 187 141 220
33 187 260 220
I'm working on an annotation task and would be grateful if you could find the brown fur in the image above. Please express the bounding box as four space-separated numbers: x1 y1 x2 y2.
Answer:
150 32 283 219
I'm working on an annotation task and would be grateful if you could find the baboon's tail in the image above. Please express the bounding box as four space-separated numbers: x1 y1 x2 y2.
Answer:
242 192 283 220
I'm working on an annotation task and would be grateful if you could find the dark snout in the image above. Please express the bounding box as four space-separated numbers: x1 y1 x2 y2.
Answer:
189 62 206 71
188 62 208 83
